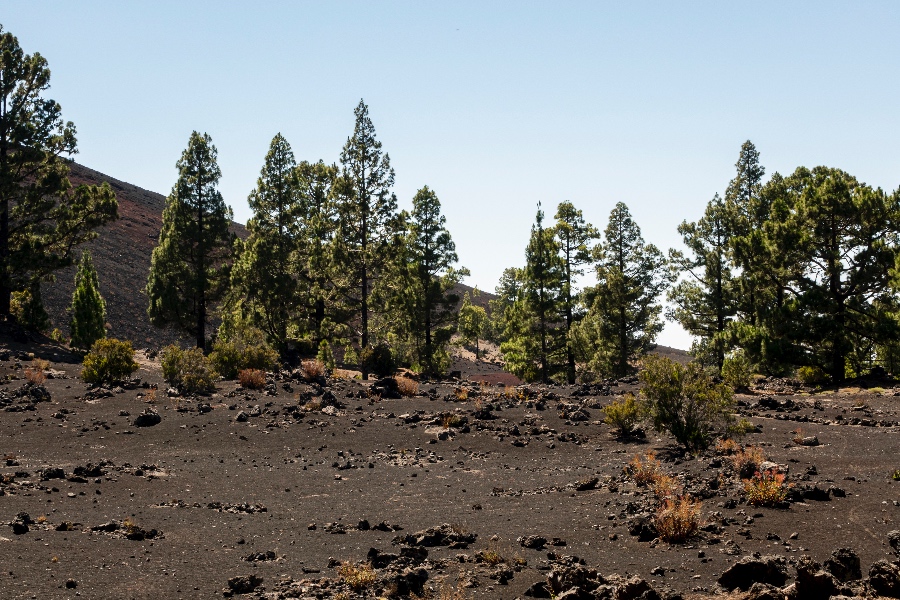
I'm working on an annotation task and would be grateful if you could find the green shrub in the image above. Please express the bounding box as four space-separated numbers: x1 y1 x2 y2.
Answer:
796 365 829 385
721 349 752 390
316 340 335 370
160 345 217 394
81 338 139 384
640 354 735 451
207 325 278 379
603 393 644 436
360 343 396 378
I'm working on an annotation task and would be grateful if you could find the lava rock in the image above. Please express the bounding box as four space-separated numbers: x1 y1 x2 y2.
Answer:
869 560 900 598
133 409 161 427
227 574 263 594
718 555 789 591
518 535 548 549
794 555 838 599
824 548 862 582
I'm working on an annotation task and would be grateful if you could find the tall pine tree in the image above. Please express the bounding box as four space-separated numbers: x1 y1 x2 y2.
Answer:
146 132 234 350
667 194 737 371
501 204 565 383
0 25 117 319
404 186 467 375
554 201 599 383
69 250 105 350
229 133 302 354
333 100 400 379
574 202 670 378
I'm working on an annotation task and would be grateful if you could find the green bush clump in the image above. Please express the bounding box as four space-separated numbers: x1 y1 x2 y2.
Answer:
721 349 752 390
160 345 217 394
207 326 278 379
796 365 829 385
603 393 644 436
81 338 139 384
360 343 396 378
640 354 735 451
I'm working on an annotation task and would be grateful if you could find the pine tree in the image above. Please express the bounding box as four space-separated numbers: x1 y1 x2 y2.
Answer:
767 167 900 381
405 186 467 375
554 201 599 383
458 290 487 359
69 250 106 350
0 26 117 318
667 194 737 371
295 159 342 346
501 204 565 383
333 100 401 379
724 141 767 328
575 202 671 378
146 132 234 350
229 134 302 354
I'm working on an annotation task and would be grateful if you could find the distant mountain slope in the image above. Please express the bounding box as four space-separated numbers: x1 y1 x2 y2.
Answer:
40 161 248 347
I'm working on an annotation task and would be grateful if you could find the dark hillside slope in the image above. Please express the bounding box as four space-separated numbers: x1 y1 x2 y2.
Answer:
40 161 247 347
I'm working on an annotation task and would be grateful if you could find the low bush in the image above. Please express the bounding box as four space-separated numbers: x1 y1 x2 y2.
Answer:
25 359 49 385
396 376 419 397
721 349 753 390
640 355 735 451
730 445 767 479
626 451 662 487
81 338 139 384
603 393 644 436
160 345 217 394
359 343 395 378
651 473 682 501
301 359 325 380
337 562 377 591
207 326 278 380
654 495 702 543
744 468 789 506
796 365 829 385
238 368 266 390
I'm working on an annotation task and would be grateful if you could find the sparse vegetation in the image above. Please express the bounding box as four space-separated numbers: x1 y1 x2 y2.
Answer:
721 349 752 390
603 393 644 436
654 495 702 543
744 468 789 506
160 345 217 394
337 561 377 591
797 365 829 385
301 359 325 380
208 325 278 379
626 451 662 487
639 354 735 451
238 368 266 390
396 376 419 397
81 338 140 384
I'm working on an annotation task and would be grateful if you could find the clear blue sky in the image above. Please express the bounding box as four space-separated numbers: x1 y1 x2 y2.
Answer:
6 2 900 349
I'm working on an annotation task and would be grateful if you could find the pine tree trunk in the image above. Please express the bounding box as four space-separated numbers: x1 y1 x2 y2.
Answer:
0 139 9 317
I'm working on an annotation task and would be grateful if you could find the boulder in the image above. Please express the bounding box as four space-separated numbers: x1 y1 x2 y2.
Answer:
794 555 838 599
718 555 789 591
823 548 862 582
868 560 900 598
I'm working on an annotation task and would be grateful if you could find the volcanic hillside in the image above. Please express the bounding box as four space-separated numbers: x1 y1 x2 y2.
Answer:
39 161 494 352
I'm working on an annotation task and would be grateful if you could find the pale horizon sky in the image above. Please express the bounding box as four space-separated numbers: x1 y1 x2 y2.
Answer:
6 2 900 350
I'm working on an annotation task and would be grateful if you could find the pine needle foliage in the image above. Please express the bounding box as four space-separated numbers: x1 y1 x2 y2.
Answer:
69 250 106 350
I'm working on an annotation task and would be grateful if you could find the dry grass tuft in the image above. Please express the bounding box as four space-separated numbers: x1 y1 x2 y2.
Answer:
337 561 377 591
730 445 766 476
441 413 464 429
24 367 46 385
238 368 266 390
654 495 702 542
744 468 789 506
301 359 325 379
651 473 682 500
396 376 419 397
626 451 662 486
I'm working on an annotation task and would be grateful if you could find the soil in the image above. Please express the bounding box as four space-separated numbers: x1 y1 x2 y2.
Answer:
2 335 900 599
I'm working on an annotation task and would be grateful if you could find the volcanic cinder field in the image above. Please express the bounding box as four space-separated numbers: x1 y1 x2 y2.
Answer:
2 336 900 600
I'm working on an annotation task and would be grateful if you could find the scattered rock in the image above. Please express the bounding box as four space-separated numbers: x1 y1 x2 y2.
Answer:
226 574 263 594
869 560 900 598
393 523 476 548
824 547 862 582
133 408 161 427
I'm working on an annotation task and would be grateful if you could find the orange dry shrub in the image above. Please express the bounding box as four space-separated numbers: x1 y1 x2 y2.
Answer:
24 367 46 385
301 359 325 379
651 473 682 501
730 445 767 477
714 438 740 455
626 451 662 487
395 376 419 397
238 368 266 390
654 495 702 543
744 468 789 506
